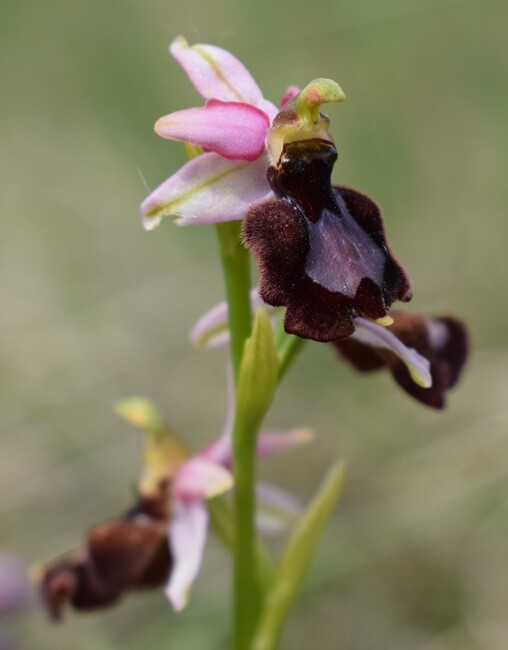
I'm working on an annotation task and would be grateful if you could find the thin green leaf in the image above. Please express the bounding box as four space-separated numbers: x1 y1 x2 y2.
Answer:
253 462 346 650
233 308 279 648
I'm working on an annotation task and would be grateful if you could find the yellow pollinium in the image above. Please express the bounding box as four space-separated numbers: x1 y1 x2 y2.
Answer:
375 315 394 327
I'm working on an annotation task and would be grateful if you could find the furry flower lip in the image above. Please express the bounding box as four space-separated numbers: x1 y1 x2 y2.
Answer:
40 483 173 621
243 84 412 342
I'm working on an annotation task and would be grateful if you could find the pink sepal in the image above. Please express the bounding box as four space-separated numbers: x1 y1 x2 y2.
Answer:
170 37 263 105
141 152 273 229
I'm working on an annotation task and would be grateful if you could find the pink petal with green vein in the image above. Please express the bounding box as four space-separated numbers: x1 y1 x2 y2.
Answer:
155 100 269 161
170 36 263 105
141 152 273 229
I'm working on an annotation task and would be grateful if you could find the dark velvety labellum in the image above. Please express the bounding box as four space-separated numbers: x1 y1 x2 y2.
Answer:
243 139 412 342
40 484 172 621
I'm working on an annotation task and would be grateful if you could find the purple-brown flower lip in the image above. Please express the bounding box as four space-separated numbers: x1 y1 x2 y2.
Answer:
244 131 412 342
40 480 173 621
268 139 339 224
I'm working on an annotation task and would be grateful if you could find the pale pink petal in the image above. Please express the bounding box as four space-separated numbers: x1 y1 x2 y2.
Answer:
256 512 288 533
0 552 30 613
170 36 263 105
256 428 314 458
155 100 269 162
280 85 301 107
174 457 233 501
166 501 209 611
256 481 302 516
202 431 232 467
354 317 432 388
189 288 264 349
256 482 302 534
205 428 314 471
141 152 273 229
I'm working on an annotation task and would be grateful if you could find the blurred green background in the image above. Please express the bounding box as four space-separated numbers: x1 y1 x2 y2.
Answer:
1 0 508 648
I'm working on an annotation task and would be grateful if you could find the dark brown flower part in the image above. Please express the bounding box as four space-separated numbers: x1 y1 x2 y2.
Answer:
334 311 469 408
40 485 172 621
243 138 412 342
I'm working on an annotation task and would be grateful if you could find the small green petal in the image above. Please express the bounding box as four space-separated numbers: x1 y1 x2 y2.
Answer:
114 397 189 494
115 397 166 435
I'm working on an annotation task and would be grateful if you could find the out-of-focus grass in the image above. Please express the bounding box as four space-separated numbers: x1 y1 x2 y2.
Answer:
1 0 508 648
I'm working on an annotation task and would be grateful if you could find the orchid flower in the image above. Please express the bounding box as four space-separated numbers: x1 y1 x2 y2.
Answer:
189 292 468 409
40 397 311 618
154 400 311 611
141 37 413 341
242 91 413 341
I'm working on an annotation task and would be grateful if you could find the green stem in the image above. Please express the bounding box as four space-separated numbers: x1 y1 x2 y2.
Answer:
233 424 260 649
209 495 273 591
215 221 252 383
215 221 259 649
208 496 236 553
